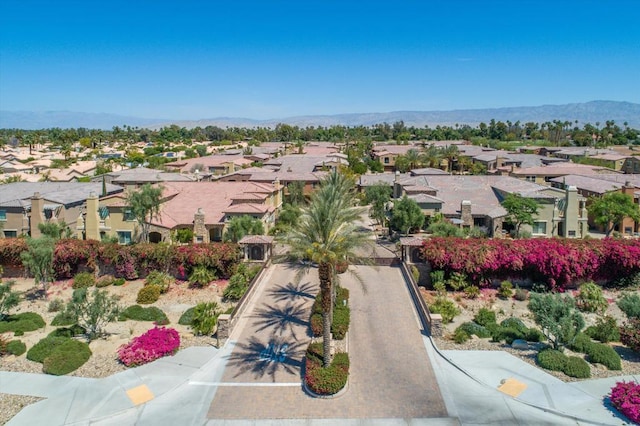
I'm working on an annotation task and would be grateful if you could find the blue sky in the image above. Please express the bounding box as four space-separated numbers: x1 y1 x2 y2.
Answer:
1 0 639 120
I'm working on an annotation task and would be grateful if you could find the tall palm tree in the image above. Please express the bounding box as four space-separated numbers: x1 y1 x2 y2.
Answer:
281 171 372 367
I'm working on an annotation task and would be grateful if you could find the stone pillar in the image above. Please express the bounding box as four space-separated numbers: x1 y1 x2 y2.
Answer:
193 208 209 243
217 314 231 347
430 313 443 337
621 182 638 234
30 192 45 238
460 200 472 227
563 186 579 238
85 192 100 241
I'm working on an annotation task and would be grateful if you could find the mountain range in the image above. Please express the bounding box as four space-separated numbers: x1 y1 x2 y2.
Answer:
1 101 639 130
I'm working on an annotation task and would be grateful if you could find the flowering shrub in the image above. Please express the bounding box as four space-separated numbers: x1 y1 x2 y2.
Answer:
0 239 240 282
420 238 640 290
609 381 640 424
304 342 349 395
117 326 180 367
620 318 640 353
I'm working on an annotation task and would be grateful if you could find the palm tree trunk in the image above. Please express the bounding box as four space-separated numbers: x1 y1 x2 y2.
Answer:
319 261 333 367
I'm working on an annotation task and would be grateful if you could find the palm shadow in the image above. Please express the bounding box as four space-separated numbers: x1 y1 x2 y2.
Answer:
251 301 312 340
225 335 307 381
268 281 316 303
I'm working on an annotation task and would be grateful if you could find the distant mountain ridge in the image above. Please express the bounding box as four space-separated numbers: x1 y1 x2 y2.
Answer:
2 101 639 130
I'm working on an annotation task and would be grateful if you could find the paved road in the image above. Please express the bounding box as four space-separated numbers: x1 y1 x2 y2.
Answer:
207 264 449 420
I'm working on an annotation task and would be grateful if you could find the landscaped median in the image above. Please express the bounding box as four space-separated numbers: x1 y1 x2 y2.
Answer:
304 286 350 397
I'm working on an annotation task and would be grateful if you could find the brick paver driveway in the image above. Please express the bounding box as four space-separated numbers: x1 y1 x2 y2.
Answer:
207 263 448 420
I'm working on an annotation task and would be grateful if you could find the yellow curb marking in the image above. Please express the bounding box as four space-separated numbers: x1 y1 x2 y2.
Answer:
126 384 154 405
497 378 527 397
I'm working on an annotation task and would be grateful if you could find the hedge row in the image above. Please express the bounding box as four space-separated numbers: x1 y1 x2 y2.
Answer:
0 238 240 281
420 237 640 290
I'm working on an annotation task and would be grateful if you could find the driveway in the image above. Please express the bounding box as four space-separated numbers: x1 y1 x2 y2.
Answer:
207 264 448 420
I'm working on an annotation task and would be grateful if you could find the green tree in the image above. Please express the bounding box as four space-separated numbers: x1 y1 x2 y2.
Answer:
391 196 425 235
364 183 392 226
501 193 539 236
280 171 372 367
528 293 585 350
67 288 121 340
223 215 264 242
20 236 55 297
0 281 20 320
589 192 640 236
126 184 163 243
286 181 306 206
38 221 71 239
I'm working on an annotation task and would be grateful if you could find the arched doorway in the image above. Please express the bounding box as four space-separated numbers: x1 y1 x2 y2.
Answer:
149 232 162 243
250 245 264 261
411 247 424 263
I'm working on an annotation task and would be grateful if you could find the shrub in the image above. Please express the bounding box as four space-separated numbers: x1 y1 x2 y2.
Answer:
525 328 545 343
576 281 607 313
48 324 85 338
570 332 593 353
0 281 20 320
188 266 216 288
500 317 528 335
587 343 622 370
67 288 121 340
429 297 460 324
585 315 620 343
48 298 65 312
117 327 180 367
463 285 480 299
113 278 125 286
497 281 513 299
529 293 585 350
119 305 169 324
6 339 27 356
410 265 420 283
137 284 161 304
620 318 640 353
42 339 91 375
96 275 116 288
178 307 195 326
331 305 350 340
447 272 467 291
191 302 221 336
72 272 96 289
223 273 248 301
491 326 524 344
26 336 70 363
51 310 76 326
514 287 528 301
457 322 491 338
304 342 349 395
474 308 496 327
537 348 566 372
617 293 640 319
144 271 173 294
563 356 591 379
430 270 445 287
453 328 470 344
0 312 46 334
309 288 351 340
610 381 640 425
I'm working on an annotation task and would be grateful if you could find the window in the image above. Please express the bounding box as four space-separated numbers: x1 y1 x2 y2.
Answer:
532 221 547 235
525 176 536 182
384 157 390 164
0 210 6 221
568 230 576 237
3 230 17 238
99 206 110 220
117 231 132 245
625 227 633 235
123 209 135 221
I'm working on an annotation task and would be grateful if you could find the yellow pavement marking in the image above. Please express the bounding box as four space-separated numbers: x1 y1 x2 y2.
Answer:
126 384 154 405
497 378 527 397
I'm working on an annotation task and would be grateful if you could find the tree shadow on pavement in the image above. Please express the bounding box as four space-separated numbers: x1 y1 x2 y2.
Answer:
251 301 311 340
225 335 307 382
268 281 316 303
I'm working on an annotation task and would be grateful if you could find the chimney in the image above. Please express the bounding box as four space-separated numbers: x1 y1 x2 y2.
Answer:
461 200 472 227
30 192 45 238
85 191 100 241
622 181 635 197
563 186 579 238
193 208 209 243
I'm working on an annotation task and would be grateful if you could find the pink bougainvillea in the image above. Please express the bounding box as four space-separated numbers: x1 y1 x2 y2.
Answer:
420 237 640 290
117 327 180 367
610 381 640 424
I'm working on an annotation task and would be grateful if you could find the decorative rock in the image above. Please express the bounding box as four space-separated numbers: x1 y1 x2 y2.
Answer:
511 339 529 350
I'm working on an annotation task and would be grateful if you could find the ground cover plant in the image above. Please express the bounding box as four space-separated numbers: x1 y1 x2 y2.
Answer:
0 312 46 334
304 342 349 396
310 287 350 340
27 335 92 375
609 381 640 424
118 305 169 324
117 326 180 367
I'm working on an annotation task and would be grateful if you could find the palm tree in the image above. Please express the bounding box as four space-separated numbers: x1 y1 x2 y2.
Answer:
280 171 372 367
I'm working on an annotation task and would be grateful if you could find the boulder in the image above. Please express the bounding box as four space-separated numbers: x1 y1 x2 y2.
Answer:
511 339 529 350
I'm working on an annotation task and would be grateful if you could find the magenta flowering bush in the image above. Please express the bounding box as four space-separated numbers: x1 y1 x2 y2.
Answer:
610 381 640 424
420 238 640 290
117 327 180 367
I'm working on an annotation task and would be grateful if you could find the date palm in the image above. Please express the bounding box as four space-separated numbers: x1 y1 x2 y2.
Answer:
281 171 372 367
